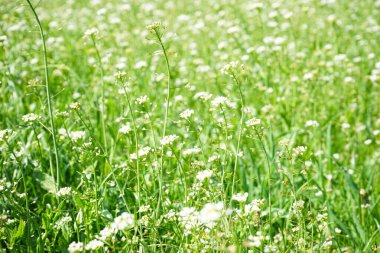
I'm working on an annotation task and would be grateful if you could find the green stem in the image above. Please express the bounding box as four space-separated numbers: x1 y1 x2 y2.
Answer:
122 86 141 208
26 0 60 189
91 36 108 155
230 73 245 205
153 28 171 216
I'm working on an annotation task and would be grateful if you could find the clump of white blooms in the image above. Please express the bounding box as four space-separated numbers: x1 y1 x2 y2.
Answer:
56 187 72 197
111 212 135 230
85 239 104 251
232 192 248 202
84 28 99 37
244 231 267 247
160 134 179 146
68 242 84 253
119 123 132 134
198 202 224 225
135 95 149 105
70 212 134 252
210 96 235 110
54 215 72 229
0 129 14 142
293 146 307 156
180 109 194 119
146 21 162 31
183 147 201 156
22 113 41 123
221 61 245 75
194 92 213 101
130 146 151 160
69 102 81 110
244 199 264 213
305 120 319 128
69 131 86 142
246 118 261 127
195 169 213 181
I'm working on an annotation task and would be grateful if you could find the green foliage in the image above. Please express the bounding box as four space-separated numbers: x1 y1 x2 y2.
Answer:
0 0 380 252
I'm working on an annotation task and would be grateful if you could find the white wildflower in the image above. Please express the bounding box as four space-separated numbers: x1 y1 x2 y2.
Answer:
194 92 213 101
246 118 261 127
111 212 134 231
135 95 149 105
293 146 307 156
56 187 72 197
305 120 319 128
180 109 194 119
198 202 224 225
119 123 132 134
183 147 201 156
195 170 213 181
68 242 84 253
22 113 41 123
85 239 104 251
70 131 86 142
160 135 179 146
84 28 98 37
0 129 14 142
210 96 235 109
232 192 248 202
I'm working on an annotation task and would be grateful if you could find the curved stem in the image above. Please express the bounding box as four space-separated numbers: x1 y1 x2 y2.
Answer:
153 29 171 216
91 36 108 155
230 73 245 204
26 0 60 189
122 86 141 208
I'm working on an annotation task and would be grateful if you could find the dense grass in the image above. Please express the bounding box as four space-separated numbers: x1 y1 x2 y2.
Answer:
1 0 380 252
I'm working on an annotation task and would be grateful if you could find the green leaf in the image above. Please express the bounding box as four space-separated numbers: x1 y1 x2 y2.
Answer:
34 169 57 194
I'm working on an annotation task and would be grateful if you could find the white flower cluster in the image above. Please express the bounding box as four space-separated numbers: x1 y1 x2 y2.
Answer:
198 202 224 225
305 120 319 128
68 212 134 252
221 61 245 75
54 215 72 229
246 118 261 127
69 102 81 110
180 109 194 119
210 96 235 110
56 187 72 197
21 113 41 123
68 242 84 253
293 146 307 156
183 147 201 156
244 231 270 248
176 202 225 235
195 169 213 181
85 239 103 251
135 95 149 105
232 192 248 202
119 123 132 134
129 146 151 160
193 92 213 101
84 28 98 37
0 129 14 142
70 131 86 142
160 134 179 146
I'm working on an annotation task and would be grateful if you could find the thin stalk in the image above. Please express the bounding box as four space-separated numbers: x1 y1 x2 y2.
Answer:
154 29 171 138
153 28 171 216
230 73 245 205
254 127 272 241
6 141 30 251
26 0 60 189
122 86 141 208
91 36 108 155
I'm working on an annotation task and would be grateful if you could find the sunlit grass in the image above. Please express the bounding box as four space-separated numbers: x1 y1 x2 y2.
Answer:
0 0 379 252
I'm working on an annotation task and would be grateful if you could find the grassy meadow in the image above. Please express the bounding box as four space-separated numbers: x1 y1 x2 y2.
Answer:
0 0 380 252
